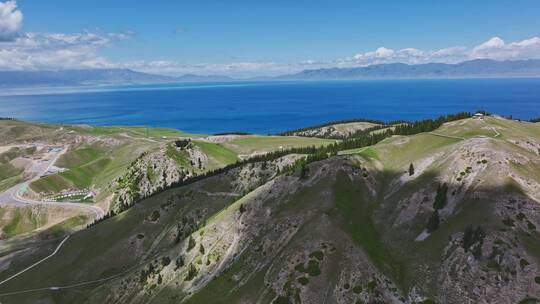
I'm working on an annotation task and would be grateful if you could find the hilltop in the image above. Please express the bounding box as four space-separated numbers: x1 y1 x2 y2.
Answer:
0 115 539 303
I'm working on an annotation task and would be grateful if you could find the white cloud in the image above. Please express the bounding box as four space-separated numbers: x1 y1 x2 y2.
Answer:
0 31 132 70
470 36 540 60
0 0 22 41
121 60 297 77
336 36 540 68
0 1 539 77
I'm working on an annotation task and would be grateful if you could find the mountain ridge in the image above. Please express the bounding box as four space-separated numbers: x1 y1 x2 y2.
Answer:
1 59 540 88
277 59 540 80
0 69 233 88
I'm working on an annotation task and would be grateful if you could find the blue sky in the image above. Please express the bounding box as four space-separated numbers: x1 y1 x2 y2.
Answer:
1 1 540 76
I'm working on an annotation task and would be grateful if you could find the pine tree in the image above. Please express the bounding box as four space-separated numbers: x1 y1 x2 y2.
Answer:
300 162 309 178
433 183 448 209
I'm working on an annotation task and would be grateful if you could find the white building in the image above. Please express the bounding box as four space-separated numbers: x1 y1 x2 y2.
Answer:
473 113 484 119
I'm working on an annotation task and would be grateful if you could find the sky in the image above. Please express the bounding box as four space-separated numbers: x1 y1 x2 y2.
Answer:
0 0 539 77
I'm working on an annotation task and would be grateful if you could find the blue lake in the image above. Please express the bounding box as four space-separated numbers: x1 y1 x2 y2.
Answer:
1 78 539 134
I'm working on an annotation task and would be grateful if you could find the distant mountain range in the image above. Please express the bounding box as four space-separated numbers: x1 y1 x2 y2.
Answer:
0 69 233 88
278 59 540 80
0 59 539 88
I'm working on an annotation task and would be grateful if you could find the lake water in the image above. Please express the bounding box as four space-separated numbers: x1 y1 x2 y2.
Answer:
1 78 539 134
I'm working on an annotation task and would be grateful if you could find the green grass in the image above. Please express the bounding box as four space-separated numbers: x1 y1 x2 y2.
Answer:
338 147 367 155
56 145 105 169
0 163 23 180
332 170 396 278
373 133 459 170
165 144 191 168
29 175 72 193
40 215 88 238
30 139 155 197
0 146 36 163
223 136 336 155
69 125 204 139
194 141 239 169
1 208 46 237
0 174 23 192
31 158 111 193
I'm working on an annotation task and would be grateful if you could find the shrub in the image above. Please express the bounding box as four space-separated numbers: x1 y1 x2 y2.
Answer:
306 260 321 276
199 244 205 255
187 236 196 251
297 277 309 285
161 256 171 267
308 250 324 261
175 256 185 270
185 264 198 281
149 210 160 222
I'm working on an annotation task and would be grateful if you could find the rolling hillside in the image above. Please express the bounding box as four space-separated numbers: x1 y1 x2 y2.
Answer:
1 116 539 303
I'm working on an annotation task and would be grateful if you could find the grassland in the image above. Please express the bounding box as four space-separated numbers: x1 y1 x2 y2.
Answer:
1 117 540 303
0 206 89 238
222 135 336 155
193 141 239 169
67 125 204 140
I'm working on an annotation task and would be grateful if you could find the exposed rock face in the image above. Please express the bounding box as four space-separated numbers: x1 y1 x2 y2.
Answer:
3 118 540 304
292 122 380 139
111 147 192 214
95 135 540 304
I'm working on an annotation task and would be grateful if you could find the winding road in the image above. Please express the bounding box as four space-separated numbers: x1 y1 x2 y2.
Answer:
0 147 105 219
0 147 105 287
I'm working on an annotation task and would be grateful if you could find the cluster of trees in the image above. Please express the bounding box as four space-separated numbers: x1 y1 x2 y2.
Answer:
462 225 485 259
174 139 191 149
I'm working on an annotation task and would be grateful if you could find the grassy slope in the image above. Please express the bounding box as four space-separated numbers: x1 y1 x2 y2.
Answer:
68 125 204 140
0 206 89 238
2 117 540 303
223 136 336 155
193 141 239 169
0 173 241 303
30 137 156 195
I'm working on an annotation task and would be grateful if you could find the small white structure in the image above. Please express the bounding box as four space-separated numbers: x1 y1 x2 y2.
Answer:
473 113 484 120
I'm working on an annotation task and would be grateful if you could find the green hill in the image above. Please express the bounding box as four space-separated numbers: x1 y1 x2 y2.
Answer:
1 116 539 303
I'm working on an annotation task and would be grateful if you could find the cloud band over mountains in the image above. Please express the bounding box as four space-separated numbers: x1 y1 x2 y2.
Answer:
0 1 539 76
